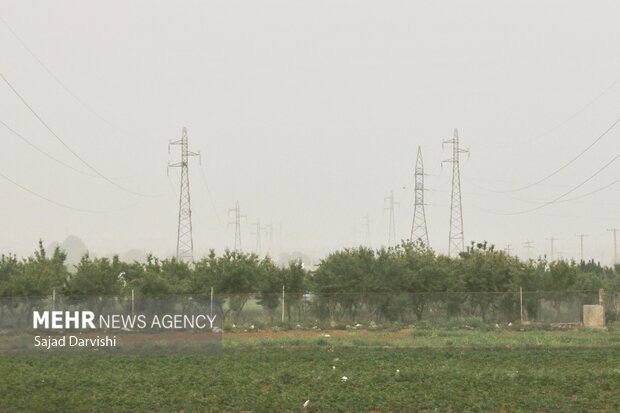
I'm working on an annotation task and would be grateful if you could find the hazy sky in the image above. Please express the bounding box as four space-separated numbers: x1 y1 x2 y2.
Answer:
1 1 620 263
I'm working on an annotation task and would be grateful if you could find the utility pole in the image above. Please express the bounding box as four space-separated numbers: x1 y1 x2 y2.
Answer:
523 240 534 260
608 228 618 265
384 191 398 247
276 223 283 256
575 233 588 262
362 214 371 247
410 146 429 248
228 201 246 251
168 127 200 263
443 129 469 257
546 237 558 261
252 218 264 255
504 244 512 255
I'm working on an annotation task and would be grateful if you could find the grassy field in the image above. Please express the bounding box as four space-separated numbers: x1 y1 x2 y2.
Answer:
1 327 619 412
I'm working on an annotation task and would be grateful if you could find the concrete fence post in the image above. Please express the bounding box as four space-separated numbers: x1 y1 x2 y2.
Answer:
519 287 523 323
210 286 214 316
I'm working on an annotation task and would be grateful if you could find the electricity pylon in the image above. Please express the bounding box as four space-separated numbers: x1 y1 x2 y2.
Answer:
265 223 275 255
384 191 399 247
410 146 429 248
546 237 558 261
442 129 469 256
608 228 618 264
523 240 535 260
168 127 200 263
252 218 265 255
228 201 246 251
362 214 371 247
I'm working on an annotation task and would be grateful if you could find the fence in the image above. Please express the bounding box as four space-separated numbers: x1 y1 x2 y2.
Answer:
222 290 618 328
1 289 617 331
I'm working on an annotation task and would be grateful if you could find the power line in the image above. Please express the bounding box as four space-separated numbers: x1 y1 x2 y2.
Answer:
498 113 620 193
501 152 620 215
481 77 620 150
197 164 225 227
558 176 620 203
0 72 151 197
0 14 134 138
0 169 119 214
0 118 95 178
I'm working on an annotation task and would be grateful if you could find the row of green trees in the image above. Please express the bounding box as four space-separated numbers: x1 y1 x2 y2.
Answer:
0 240 618 322
1 240 619 296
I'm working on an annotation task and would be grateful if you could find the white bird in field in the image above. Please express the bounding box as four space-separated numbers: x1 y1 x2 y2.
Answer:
341 376 348 382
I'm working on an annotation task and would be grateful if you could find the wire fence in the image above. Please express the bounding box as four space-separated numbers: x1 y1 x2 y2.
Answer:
220 290 617 328
1 289 617 331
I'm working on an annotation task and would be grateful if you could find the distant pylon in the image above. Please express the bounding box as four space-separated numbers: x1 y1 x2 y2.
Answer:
443 129 469 257
410 146 429 248
546 237 558 261
228 201 246 251
575 233 588 261
168 127 200 263
265 223 275 255
523 240 535 260
607 228 618 264
362 214 371 247
384 191 399 247
252 218 264 255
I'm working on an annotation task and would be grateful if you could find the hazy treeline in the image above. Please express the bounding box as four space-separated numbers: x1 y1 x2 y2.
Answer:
1 240 619 297
0 240 618 322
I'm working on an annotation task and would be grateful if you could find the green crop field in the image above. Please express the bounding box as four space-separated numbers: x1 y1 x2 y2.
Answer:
1 328 619 412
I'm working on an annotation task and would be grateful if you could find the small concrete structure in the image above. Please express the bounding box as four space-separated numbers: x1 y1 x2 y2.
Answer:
583 305 605 328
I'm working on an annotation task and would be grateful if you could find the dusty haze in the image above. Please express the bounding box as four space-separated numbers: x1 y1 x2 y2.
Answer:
1 1 620 264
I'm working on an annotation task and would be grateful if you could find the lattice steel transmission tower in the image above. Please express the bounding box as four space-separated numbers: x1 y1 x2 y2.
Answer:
442 129 469 256
523 240 535 260
362 214 371 247
607 228 618 264
168 127 200 263
252 218 265 255
546 237 558 261
384 191 398 247
410 146 429 248
228 201 246 251
264 223 275 255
